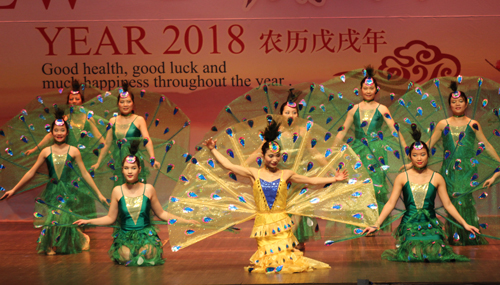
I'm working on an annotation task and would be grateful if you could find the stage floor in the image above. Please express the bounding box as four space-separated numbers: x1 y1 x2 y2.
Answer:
1 220 499 285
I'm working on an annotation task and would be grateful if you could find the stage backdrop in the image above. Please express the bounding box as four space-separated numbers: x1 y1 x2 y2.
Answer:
1 0 500 220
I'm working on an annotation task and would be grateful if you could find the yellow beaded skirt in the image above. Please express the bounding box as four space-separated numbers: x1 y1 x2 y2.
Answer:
167 116 379 273
246 211 330 273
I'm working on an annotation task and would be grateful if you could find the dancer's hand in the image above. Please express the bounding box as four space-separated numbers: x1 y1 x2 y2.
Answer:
90 163 99 170
203 138 217 150
176 217 200 224
73 219 91 226
463 224 480 235
483 177 496 189
399 163 413 172
153 160 161 169
183 219 200 224
24 148 37 156
0 190 15 201
361 226 378 235
98 194 109 206
334 169 348 182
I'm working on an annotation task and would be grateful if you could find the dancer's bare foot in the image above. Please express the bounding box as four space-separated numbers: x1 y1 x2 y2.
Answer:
46 248 56 255
82 233 90 251
295 242 305 252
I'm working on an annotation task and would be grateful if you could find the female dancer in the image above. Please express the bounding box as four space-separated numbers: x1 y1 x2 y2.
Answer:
23 80 108 220
24 80 105 156
1 110 107 255
404 81 500 245
280 90 321 251
203 120 348 273
243 90 323 251
74 141 197 266
363 125 480 262
91 81 160 186
333 66 406 224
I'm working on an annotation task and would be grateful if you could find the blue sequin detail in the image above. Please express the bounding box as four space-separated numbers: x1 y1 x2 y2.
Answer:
260 178 280 210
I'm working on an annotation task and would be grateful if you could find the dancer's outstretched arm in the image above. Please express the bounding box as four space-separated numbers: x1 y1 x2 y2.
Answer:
362 173 405 234
434 173 480 234
380 105 408 150
25 133 53 156
1 147 50 200
73 186 120 226
135 116 161 169
91 118 115 170
71 146 108 205
203 138 256 179
287 169 348 185
472 121 500 188
333 108 355 147
87 117 107 146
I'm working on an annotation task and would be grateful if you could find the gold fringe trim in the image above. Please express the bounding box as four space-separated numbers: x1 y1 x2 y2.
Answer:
250 215 294 238
249 235 299 262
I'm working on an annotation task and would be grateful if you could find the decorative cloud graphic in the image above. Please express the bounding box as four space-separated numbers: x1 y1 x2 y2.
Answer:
378 40 461 83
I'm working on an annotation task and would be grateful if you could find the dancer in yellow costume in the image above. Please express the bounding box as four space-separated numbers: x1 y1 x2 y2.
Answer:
203 120 346 273
167 115 379 274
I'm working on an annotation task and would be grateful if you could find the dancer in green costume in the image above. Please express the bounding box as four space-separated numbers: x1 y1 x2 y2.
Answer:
363 125 480 262
1 111 107 255
333 66 407 232
92 81 161 186
24 80 109 219
74 141 197 266
24 80 107 156
432 81 500 246
281 90 321 250
402 81 500 245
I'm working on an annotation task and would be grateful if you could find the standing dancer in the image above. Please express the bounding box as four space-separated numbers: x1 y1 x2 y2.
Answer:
24 80 106 156
92 81 161 186
333 66 406 230
74 141 197 266
403 81 500 245
280 90 321 251
23 80 109 220
363 125 480 262
1 111 107 255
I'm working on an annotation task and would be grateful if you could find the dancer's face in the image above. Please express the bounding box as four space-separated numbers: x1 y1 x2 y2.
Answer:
118 97 134 115
361 83 376 101
263 150 281 170
282 105 298 119
122 161 141 183
410 148 428 168
450 97 467 116
52 125 68 143
68 94 83 106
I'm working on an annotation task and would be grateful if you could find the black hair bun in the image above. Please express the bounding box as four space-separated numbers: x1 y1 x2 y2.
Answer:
287 88 299 103
449 81 458 93
410 125 422 142
263 119 281 142
54 108 65 120
122 81 129 92
128 139 141 156
365 65 375 78
72 80 80 92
